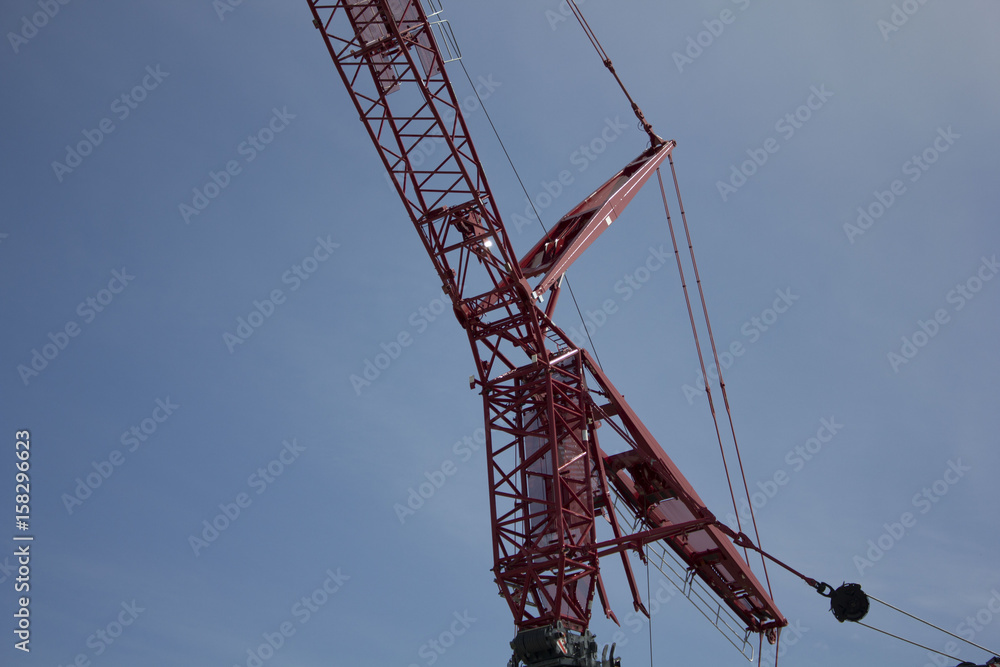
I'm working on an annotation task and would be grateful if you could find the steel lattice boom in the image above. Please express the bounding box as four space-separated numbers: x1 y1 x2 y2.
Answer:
307 1 786 663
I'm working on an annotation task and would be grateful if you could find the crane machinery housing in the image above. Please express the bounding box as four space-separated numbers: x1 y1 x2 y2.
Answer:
306 1 787 665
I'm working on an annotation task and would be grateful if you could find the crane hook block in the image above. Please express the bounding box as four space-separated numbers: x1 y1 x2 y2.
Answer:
829 583 870 623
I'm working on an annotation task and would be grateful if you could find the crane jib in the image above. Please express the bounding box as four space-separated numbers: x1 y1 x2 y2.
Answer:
308 0 787 663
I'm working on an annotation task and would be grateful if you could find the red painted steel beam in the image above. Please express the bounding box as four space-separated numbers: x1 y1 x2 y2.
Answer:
519 141 673 299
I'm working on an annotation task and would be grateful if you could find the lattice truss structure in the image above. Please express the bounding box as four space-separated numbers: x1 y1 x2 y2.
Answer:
307 0 786 650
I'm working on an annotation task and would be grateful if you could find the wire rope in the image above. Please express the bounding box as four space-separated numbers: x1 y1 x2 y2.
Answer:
456 59 605 369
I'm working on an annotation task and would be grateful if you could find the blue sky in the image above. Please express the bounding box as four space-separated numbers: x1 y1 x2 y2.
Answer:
1 1 998 666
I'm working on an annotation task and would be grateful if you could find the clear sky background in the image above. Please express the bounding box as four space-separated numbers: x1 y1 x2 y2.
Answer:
1 1 998 667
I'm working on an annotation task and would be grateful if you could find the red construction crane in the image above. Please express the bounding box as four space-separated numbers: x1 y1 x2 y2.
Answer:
306 2 786 664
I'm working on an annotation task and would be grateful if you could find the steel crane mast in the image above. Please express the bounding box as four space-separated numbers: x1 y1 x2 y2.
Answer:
307 1 786 664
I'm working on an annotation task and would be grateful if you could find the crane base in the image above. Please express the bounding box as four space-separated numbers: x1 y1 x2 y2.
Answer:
508 623 620 667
